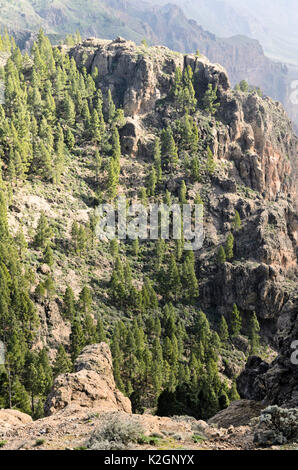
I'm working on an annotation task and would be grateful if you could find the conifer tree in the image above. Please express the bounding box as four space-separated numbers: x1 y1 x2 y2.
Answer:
63 286 76 320
70 318 85 362
53 344 72 378
233 210 241 231
248 312 260 353
217 246 226 265
225 233 234 260
218 316 229 342
203 84 220 115
147 166 157 197
34 212 52 249
230 304 242 337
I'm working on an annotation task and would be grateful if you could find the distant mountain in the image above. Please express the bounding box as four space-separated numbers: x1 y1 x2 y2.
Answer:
153 0 298 67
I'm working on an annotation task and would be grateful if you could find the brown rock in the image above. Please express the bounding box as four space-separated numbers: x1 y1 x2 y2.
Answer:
44 343 131 416
0 410 32 433
208 400 265 428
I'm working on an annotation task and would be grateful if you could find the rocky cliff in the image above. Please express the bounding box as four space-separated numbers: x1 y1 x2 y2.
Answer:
2 1 296 126
69 38 298 407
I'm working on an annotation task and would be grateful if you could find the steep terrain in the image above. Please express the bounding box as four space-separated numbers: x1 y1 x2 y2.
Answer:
0 32 297 433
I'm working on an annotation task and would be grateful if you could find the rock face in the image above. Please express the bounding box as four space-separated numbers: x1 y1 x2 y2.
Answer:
237 294 298 408
44 343 131 416
237 357 270 401
70 38 297 201
69 38 297 409
208 400 265 428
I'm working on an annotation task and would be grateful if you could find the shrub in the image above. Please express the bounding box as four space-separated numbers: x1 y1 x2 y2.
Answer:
88 415 144 450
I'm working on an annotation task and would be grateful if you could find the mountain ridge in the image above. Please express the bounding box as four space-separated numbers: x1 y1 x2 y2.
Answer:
0 0 296 127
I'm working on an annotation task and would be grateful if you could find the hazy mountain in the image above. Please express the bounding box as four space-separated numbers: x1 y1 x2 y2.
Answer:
152 0 298 67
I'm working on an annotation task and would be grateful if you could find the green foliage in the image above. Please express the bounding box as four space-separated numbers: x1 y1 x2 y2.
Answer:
203 84 220 115
248 312 261 354
0 30 258 419
218 316 229 342
230 304 242 337
217 246 226 265
233 210 242 231
225 233 234 260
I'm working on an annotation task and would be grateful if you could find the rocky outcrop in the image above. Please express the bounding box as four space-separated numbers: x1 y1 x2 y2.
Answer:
236 293 298 408
44 343 131 416
70 37 297 203
208 400 265 429
237 357 270 401
0 410 32 435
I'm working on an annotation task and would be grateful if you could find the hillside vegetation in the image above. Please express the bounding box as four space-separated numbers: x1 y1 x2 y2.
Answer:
0 31 296 421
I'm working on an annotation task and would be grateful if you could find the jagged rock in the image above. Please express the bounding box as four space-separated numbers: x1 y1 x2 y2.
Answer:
232 335 250 354
235 292 298 408
237 357 270 401
44 343 131 416
70 38 297 203
208 400 265 428
254 406 298 447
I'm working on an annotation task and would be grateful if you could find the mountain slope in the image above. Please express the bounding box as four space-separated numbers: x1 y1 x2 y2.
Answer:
0 32 297 422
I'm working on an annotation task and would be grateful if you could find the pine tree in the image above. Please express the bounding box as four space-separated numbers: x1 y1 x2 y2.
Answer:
63 286 76 320
233 210 241 231
218 316 229 342
230 304 242 337
107 90 116 123
34 212 52 249
147 166 157 197
96 317 107 343
43 244 54 267
161 127 178 169
225 233 234 260
217 246 226 265
203 84 220 115
180 180 187 204
248 312 260 354
79 286 92 315
70 319 85 362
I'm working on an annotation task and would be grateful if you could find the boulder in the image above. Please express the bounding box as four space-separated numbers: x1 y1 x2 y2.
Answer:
0 409 32 434
44 343 131 416
208 400 265 428
236 356 269 401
